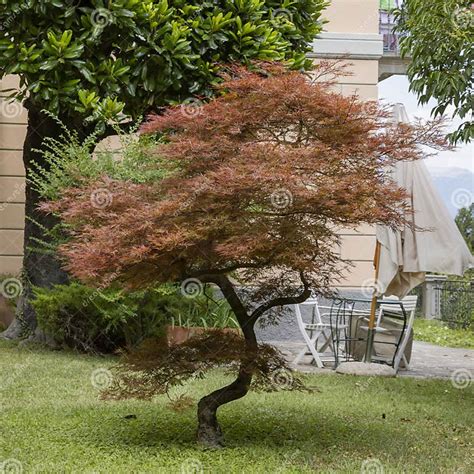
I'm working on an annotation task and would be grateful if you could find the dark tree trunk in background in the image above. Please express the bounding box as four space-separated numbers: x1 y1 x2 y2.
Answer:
1 106 73 339
196 276 258 447
0 103 131 341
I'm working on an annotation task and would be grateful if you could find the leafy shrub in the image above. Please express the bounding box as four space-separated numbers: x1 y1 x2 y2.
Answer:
170 293 239 329
29 116 168 203
27 116 174 258
32 282 236 353
0 0 327 121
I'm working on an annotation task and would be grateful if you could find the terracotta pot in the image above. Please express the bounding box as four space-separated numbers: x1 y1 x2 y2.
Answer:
165 326 240 345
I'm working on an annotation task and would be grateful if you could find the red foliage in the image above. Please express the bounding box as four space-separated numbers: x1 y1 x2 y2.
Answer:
42 62 448 302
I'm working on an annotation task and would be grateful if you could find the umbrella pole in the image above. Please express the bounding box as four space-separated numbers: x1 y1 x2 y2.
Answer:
364 240 381 363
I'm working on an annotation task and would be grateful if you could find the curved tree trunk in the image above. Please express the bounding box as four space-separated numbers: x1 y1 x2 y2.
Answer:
197 324 257 447
196 274 257 447
194 273 310 446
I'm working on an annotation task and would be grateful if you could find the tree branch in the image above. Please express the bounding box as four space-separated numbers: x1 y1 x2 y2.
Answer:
198 274 258 341
249 272 311 323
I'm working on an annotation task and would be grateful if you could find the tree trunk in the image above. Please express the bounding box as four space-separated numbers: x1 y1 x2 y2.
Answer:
1 106 71 339
196 329 257 447
196 276 257 447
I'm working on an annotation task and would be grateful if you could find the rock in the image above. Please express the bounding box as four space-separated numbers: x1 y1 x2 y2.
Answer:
335 362 397 377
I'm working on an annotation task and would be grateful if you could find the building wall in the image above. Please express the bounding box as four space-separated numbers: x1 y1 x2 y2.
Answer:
0 0 382 291
0 75 26 276
312 0 382 289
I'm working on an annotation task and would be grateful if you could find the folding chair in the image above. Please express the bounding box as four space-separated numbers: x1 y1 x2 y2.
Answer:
376 295 418 371
293 298 348 368
353 295 418 371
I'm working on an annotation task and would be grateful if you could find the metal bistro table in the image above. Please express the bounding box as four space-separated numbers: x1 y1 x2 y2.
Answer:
327 297 408 369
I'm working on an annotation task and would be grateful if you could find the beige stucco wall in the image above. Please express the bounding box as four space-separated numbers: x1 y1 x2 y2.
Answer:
325 0 379 34
318 0 381 289
0 0 381 290
0 75 26 276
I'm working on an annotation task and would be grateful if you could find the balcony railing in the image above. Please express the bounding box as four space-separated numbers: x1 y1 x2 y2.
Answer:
380 2 402 55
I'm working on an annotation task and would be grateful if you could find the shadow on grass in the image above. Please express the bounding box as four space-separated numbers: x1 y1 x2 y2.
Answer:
62 398 409 456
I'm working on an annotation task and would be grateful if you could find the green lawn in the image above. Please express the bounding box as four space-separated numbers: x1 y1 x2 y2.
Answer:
0 340 472 473
414 319 474 349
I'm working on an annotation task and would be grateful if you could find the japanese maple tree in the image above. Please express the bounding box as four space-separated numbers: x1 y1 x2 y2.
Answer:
40 63 448 446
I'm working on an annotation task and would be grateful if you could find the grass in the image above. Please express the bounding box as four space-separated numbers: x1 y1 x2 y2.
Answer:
414 319 474 349
0 340 473 473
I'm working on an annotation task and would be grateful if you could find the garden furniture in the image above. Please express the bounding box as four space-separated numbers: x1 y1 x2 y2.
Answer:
293 297 348 368
294 295 418 373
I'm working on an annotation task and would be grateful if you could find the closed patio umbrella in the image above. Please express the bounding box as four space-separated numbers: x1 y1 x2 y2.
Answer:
337 103 473 375
376 103 474 298
364 103 474 365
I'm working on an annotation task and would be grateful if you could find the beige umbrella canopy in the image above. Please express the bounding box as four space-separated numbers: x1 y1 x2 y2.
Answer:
376 103 474 298
339 103 473 373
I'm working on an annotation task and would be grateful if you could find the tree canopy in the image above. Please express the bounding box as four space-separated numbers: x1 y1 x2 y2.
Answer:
0 0 328 338
37 62 449 446
0 0 327 121
395 0 473 143
41 63 449 300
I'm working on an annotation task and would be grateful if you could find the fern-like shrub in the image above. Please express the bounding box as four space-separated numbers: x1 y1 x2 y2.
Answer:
29 114 169 203
32 283 170 352
32 282 237 353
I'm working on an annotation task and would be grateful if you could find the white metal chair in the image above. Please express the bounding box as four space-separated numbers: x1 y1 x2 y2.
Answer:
355 295 418 371
376 295 418 371
293 298 348 368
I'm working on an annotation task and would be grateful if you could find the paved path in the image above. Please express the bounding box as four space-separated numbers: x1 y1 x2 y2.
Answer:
271 340 474 380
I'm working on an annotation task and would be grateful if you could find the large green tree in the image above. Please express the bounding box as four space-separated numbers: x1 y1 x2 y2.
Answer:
395 0 473 143
0 0 327 338
455 203 474 252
